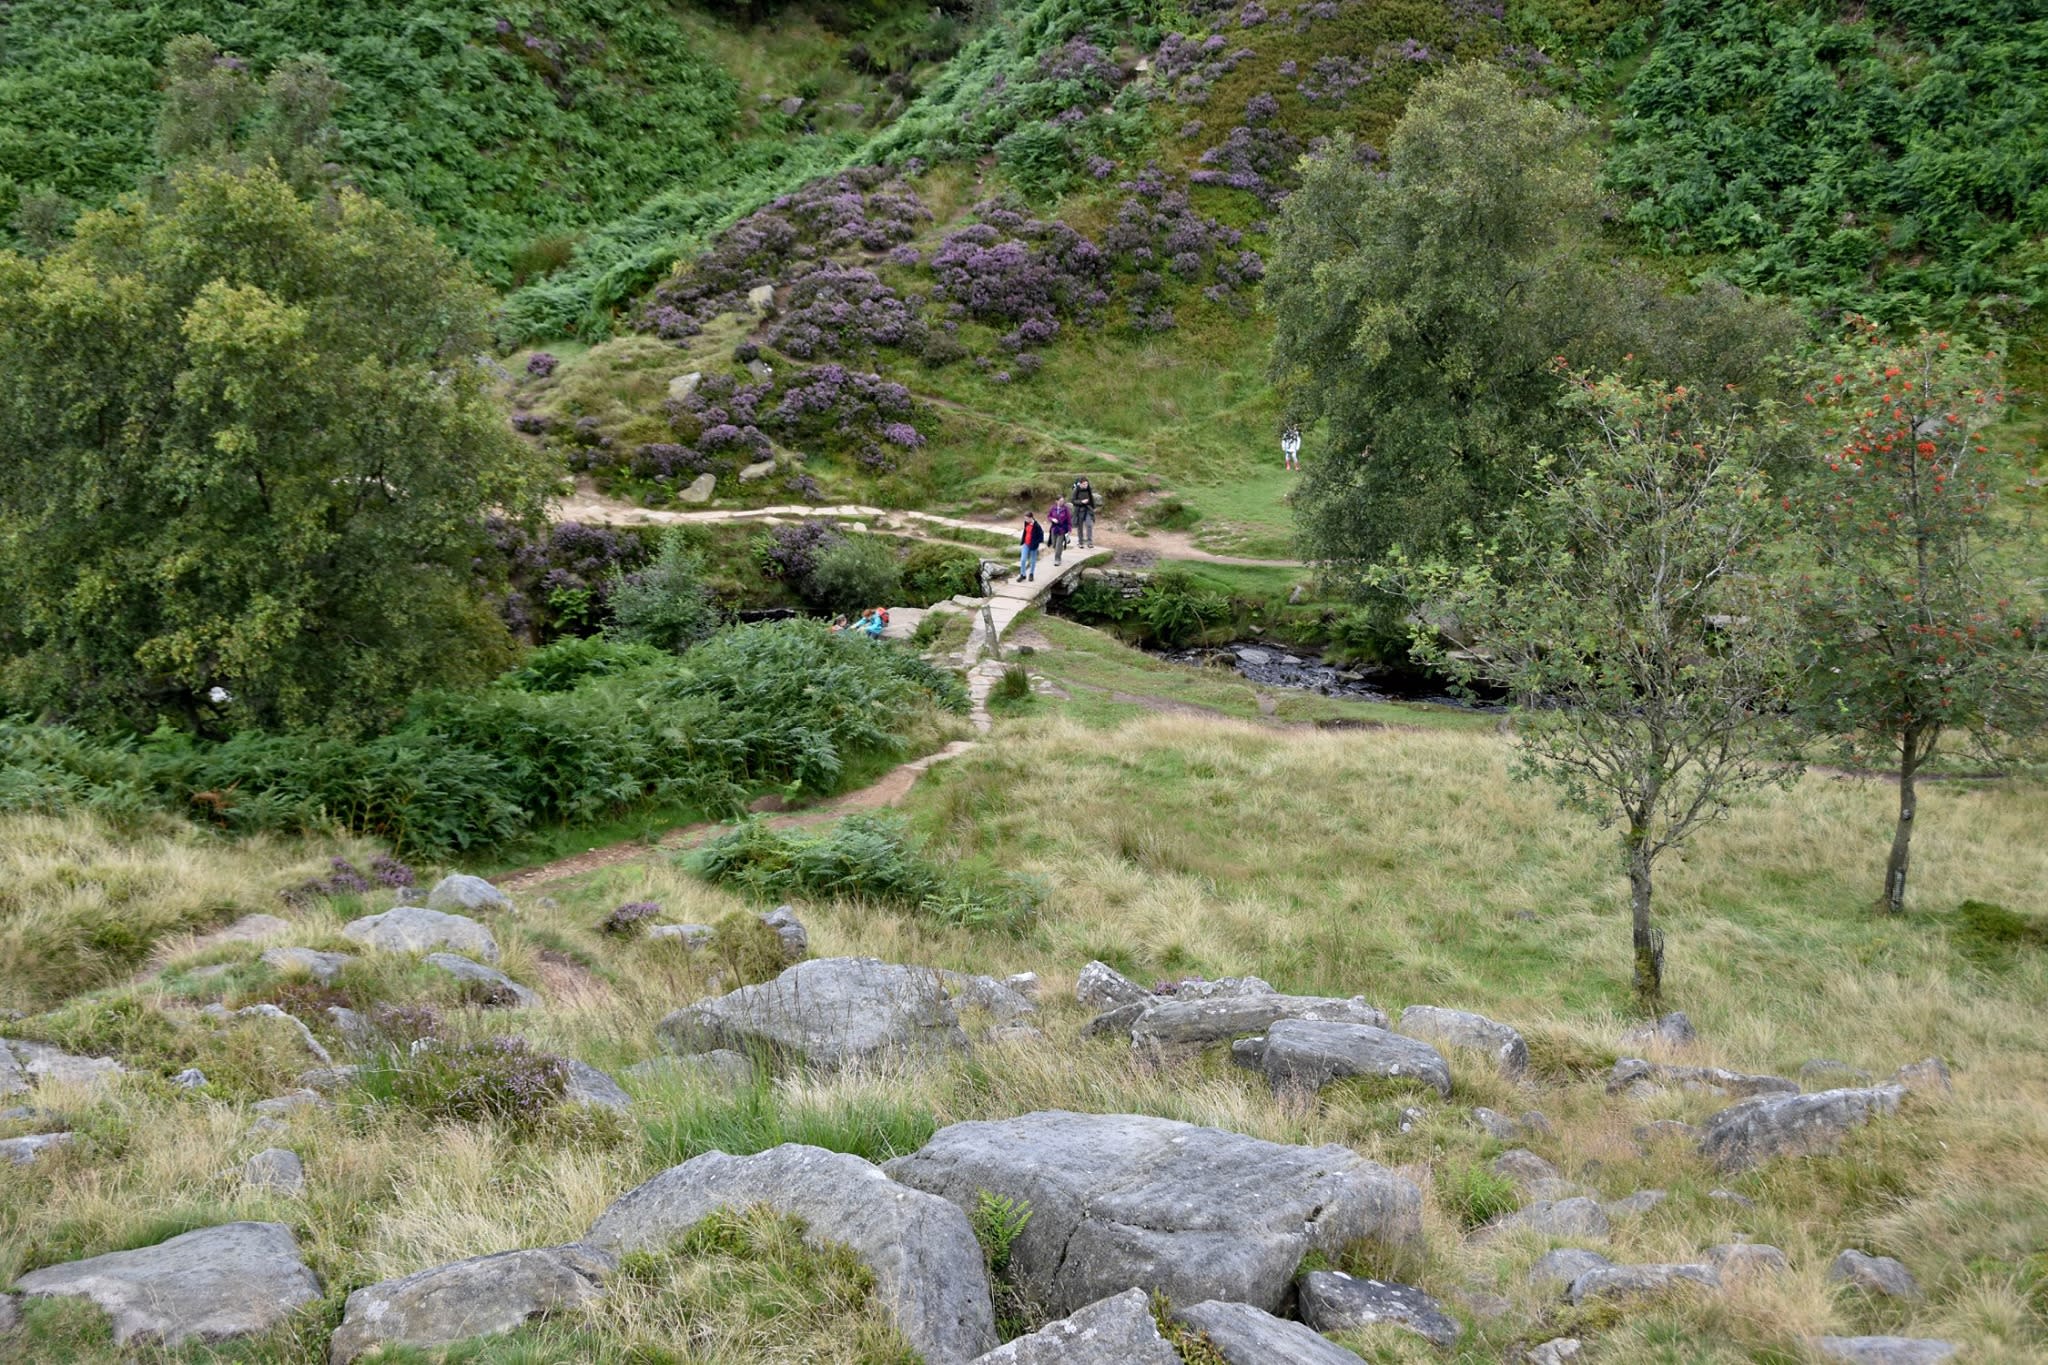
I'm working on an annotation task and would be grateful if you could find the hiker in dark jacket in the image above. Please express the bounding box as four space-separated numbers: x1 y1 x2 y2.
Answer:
1070 477 1097 548
1018 514 1045 581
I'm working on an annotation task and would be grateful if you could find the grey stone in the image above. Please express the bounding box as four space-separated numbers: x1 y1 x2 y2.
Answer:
647 923 714 949
260 948 355 984
656 957 967 1072
1474 1197 1610 1243
884 1110 1420 1318
1234 1019 1448 1097
252 1088 325 1117
1705 1243 1788 1279
625 1049 755 1089
0 1132 73 1164
172 1068 208 1089
562 1060 631 1112
678 472 716 504
988 1023 1046 1045
1161 976 1276 1001
1619 1010 1696 1051
1800 1058 1874 1090
1528 1248 1612 1291
1608 1057 1796 1099
1708 1188 1757 1208
1492 1149 1559 1186
1472 1107 1522 1140
1 1038 125 1092
205 1003 333 1065
0 1293 15 1335
208 914 293 942
1811 1337 1958 1364
1524 1177 1597 1202
243 1148 305 1195
297 1066 360 1094
1003 973 1041 1001
1074 960 1148 1012
738 458 778 482
1296 1270 1461 1347
967 1287 1177 1365
1891 1056 1952 1097
13 1221 321 1347
1397 1004 1528 1074
1634 1119 1701 1146
427 874 514 917
1081 1002 1147 1038
1170 1299 1364 1365
341 906 498 963
1568 1262 1719 1303
940 971 1038 1023
423 953 539 1008
1829 1249 1921 1301
1528 1340 1583 1365
760 906 808 964
1602 1189 1667 1219
327 1007 372 1052
587 1144 994 1364
1698 1085 1905 1170
667 371 702 403
329 1243 613 1364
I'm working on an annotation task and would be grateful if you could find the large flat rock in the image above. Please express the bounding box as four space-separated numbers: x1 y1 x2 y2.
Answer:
329 1243 612 1364
1170 1299 1365 1365
13 1221 320 1347
1811 1337 1958 1364
423 953 539 1008
1129 994 1387 1063
968 1288 1179 1364
1235 1019 1452 1098
1 1038 125 1094
1296 1270 1461 1347
1697 1085 1905 1170
1396 1005 1528 1075
656 957 968 1072
341 906 498 963
586 1143 994 1364
884 1110 1421 1318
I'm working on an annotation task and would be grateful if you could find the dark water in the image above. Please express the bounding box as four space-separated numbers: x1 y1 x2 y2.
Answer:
1154 641 1501 709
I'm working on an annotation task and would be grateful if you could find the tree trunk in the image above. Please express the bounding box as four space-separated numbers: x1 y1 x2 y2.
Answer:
1882 729 1928 915
1626 831 1662 1009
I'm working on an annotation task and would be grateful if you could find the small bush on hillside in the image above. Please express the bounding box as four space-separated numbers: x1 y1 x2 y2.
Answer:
365 1035 567 1131
994 664 1034 702
901 543 983 603
607 529 721 653
705 909 792 988
805 536 904 615
1139 569 1229 647
601 900 663 936
1435 1162 1521 1228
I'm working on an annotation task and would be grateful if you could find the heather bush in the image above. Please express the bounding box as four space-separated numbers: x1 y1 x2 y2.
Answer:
759 520 845 584
492 519 653 642
600 900 662 936
364 1035 568 1132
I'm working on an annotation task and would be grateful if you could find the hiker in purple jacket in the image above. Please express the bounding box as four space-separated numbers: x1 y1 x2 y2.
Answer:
1047 495 1074 565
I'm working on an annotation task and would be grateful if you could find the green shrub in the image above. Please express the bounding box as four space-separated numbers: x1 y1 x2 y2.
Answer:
1139 570 1229 648
901 543 984 604
360 1035 568 1132
994 664 1033 702
805 536 905 615
971 1191 1033 1274
705 909 792 988
1435 1162 1522 1229
607 529 721 653
502 638 668 694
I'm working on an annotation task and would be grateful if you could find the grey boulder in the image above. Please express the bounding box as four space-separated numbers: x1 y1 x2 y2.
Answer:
759 905 808 963
1474 1197 1610 1243
1619 1010 1697 1050
1528 1340 1584 1364
1891 1057 1952 1098
1799 1058 1875 1090
1829 1249 1921 1301
1169 1299 1364 1365
1697 1085 1905 1170
656 957 968 1072
562 1060 631 1112
1607 1057 1796 1099
940 971 1038 1023
342 906 498 963
423 953 539 1008
1396 1005 1528 1075
426 874 513 917
1233 1020 1450 1098
1491 1149 1559 1186
0 1132 73 1164
1296 1270 1461 1347
1528 1248 1612 1291
968 1287 1177 1364
1705 1243 1789 1279
1133 994 1386 1064
243 1148 305 1195
328 1243 612 1364
260 948 355 984
884 1110 1420 1318
1811 1337 1958 1364
587 1143 995 1364
1074 960 1149 1012
1568 1262 1719 1304
1602 1189 1667 1219
647 923 714 949
12 1221 320 1347
1 1038 124 1093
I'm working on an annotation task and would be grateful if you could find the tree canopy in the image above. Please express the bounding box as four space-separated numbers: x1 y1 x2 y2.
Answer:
0 162 555 734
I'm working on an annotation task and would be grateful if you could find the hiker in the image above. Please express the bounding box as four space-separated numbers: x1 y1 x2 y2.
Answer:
862 608 886 640
1281 422 1302 472
829 614 849 633
1070 476 1097 548
1047 494 1073 565
1018 513 1045 582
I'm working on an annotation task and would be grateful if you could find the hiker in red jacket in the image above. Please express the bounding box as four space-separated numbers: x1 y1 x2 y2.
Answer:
1018 513 1045 582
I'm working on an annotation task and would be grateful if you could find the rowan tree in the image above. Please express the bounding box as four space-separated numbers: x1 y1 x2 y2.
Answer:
1791 322 2048 914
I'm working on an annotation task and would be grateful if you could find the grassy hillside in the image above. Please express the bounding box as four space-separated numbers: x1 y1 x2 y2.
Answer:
3 624 2046 1361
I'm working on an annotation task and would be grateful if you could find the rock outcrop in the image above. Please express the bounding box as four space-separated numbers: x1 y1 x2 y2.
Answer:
426 874 514 917
1810 1337 1958 1364
562 1060 632 1112
243 1148 305 1195
1396 1005 1528 1075
1567 1261 1719 1304
1829 1249 1922 1301
967 1288 1178 1364
329 1243 613 1364
884 1110 1420 1317
423 953 540 1008
0 1038 125 1095
12 1221 320 1348
260 948 355 984
1169 1299 1365 1365
1474 1196 1610 1242
1296 1270 1461 1347
1131 994 1388 1063
1697 1085 1905 1170
1075 961 1150 1013
587 1144 995 1364
1607 1057 1797 1099
341 906 499 963
1233 1020 1452 1098
656 957 968 1072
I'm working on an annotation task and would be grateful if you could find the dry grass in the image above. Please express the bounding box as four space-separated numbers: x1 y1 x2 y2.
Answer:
4 708 2047 1361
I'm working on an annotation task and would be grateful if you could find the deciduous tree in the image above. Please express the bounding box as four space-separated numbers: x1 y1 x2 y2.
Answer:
1791 322 2048 914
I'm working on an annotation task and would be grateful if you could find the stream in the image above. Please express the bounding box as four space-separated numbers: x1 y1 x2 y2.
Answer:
1152 641 1502 709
